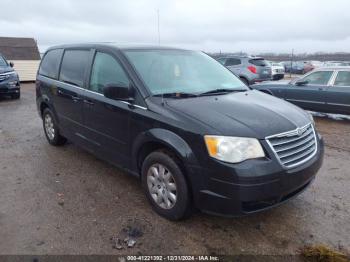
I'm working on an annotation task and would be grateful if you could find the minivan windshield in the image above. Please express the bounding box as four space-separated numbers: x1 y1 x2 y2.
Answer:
0 55 8 67
124 50 247 95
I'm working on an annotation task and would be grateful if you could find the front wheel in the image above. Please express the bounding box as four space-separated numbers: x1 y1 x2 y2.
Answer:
42 108 67 146
141 150 192 220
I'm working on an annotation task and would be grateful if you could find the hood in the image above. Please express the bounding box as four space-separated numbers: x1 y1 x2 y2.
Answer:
0 66 14 74
165 90 310 139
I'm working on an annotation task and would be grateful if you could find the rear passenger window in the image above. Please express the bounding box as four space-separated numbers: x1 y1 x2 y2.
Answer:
89 52 129 94
39 49 63 79
59 50 90 87
225 58 241 66
334 71 350 86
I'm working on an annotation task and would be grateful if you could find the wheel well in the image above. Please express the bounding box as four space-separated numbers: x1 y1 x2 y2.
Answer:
137 142 181 172
40 102 49 117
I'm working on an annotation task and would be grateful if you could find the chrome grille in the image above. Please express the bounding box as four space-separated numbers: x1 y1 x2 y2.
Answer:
266 123 317 168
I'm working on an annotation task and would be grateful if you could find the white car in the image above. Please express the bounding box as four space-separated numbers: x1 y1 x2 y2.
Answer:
268 61 285 80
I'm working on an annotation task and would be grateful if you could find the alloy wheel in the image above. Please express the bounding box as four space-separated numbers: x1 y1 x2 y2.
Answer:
147 163 177 209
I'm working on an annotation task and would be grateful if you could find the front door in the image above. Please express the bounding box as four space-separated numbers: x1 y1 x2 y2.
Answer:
81 51 132 168
282 70 334 112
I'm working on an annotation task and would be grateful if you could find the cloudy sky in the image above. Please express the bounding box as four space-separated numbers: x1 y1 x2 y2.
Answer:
1 0 350 54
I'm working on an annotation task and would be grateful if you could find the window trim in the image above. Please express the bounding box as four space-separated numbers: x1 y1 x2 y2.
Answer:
329 70 350 87
298 70 335 87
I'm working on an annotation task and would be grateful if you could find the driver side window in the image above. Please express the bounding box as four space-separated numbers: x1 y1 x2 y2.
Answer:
89 52 129 94
301 71 333 85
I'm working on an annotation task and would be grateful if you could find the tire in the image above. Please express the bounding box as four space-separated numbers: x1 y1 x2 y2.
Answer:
11 92 20 99
42 108 67 146
141 150 192 220
240 77 249 86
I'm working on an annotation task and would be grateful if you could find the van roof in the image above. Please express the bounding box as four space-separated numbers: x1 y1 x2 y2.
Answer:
46 43 189 52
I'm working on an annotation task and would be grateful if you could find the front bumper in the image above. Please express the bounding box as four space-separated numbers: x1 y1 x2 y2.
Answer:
0 81 20 95
190 135 324 216
272 73 285 80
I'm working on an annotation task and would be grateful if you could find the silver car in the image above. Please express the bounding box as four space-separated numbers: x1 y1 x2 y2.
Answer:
216 55 272 85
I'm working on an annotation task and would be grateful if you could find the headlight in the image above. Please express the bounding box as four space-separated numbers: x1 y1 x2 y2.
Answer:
204 135 265 163
1 71 17 79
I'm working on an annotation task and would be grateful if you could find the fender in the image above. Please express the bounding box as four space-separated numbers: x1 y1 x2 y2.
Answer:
37 93 60 125
131 128 199 172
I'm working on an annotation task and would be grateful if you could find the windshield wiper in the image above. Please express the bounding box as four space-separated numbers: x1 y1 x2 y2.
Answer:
199 88 247 96
153 92 198 98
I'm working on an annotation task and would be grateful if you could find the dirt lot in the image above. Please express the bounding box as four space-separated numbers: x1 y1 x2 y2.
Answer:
0 83 349 256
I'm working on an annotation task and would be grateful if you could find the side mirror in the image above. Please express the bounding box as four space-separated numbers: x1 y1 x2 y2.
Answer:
103 83 134 102
295 80 308 86
9 62 14 67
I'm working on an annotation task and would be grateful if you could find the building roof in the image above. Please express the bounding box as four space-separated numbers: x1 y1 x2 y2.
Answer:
0 37 41 60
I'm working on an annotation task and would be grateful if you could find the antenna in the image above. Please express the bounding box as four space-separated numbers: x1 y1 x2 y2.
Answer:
157 9 160 45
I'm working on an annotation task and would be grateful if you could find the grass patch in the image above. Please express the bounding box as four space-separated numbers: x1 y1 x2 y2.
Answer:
300 244 349 262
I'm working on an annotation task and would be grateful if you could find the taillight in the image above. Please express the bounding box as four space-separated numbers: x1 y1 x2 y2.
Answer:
248 66 257 74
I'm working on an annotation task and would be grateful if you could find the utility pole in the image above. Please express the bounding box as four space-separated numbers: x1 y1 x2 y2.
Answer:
157 9 160 45
290 49 294 78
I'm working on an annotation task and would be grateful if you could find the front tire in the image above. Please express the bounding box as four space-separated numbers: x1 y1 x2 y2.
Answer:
42 108 67 146
141 150 192 220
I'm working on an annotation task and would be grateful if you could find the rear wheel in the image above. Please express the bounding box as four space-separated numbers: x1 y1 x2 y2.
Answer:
42 108 67 146
141 150 192 220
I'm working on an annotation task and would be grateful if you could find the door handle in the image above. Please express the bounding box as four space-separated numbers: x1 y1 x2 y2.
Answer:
83 99 94 105
318 87 323 91
72 96 81 103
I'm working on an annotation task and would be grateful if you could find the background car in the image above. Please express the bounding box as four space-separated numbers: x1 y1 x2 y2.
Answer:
0 53 20 99
216 55 272 85
323 61 350 67
267 61 285 80
251 67 350 115
282 61 305 74
303 61 315 73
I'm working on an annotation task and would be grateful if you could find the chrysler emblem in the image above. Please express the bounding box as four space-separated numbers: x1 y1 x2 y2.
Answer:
296 128 303 136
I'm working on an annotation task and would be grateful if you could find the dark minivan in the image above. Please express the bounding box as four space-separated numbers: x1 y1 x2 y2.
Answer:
36 44 324 220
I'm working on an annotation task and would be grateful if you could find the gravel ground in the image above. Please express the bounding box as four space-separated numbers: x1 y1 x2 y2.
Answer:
0 83 349 256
